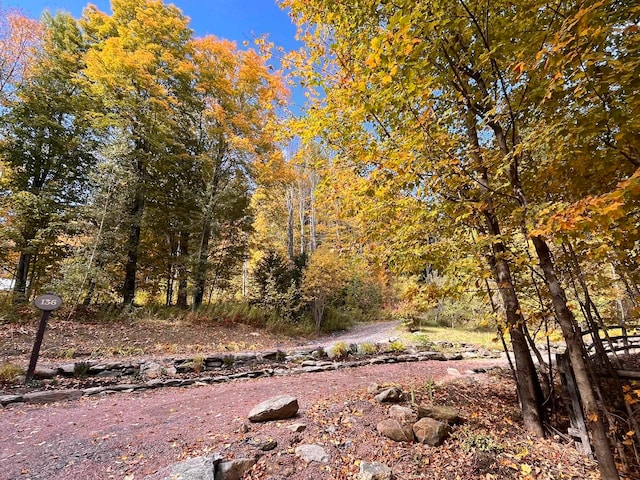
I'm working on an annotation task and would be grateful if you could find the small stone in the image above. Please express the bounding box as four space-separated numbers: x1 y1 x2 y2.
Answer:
413 417 451 446
367 383 380 393
57 364 76 376
82 387 106 396
259 440 277 451
0 395 23 406
359 461 394 480
295 444 330 463
376 419 414 442
374 387 404 403
447 367 461 376
240 423 250 434
286 423 307 433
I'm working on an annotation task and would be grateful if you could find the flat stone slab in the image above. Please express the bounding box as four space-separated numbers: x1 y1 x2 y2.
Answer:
23 390 83 404
0 395 23 406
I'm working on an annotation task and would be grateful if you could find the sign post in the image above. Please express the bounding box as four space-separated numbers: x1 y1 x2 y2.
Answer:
25 293 62 383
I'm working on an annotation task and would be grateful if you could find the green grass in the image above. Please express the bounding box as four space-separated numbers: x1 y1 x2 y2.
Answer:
401 322 502 350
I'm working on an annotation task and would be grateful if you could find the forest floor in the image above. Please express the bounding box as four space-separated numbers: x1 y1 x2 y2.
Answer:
0 315 630 479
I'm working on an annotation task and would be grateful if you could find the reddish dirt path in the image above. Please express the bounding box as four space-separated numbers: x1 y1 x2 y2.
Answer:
0 358 503 480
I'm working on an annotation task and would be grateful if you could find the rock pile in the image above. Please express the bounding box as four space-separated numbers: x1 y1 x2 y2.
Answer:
371 383 460 446
151 386 465 480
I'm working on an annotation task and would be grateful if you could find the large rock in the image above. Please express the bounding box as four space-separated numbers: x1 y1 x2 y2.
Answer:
359 461 394 480
248 395 298 422
412 417 450 446
295 444 330 463
416 405 460 424
376 419 414 442
388 405 416 423
215 458 256 480
374 387 404 403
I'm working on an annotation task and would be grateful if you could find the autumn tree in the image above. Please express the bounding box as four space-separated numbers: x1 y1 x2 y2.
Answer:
80 0 194 305
0 11 96 301
301 245 349 332
0 6 41 106
282 0 638 475
188 35 287 309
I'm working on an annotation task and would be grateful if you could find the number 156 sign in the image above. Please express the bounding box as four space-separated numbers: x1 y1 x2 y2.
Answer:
34 293 62 311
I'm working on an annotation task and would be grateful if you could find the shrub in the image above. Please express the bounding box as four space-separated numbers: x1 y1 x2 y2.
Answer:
413 333 433 349
457 428 504 453
74 362 91 378
321 307 353 333
388 340 406 352
0 362 24 382
251 250 305 322
357 342 379 355
327 341 349 359
192 355 205 374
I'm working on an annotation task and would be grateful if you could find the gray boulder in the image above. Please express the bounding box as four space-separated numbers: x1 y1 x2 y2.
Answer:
156 455 221 480
248 395 298 422
23 389 82 404
34 367 57 379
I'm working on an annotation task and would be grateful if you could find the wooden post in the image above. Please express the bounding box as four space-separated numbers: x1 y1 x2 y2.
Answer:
557 352 593 456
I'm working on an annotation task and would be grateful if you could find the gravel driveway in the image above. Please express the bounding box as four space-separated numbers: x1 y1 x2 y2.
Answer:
0 356 504 480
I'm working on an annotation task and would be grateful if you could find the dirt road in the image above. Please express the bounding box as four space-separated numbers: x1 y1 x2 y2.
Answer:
0 356 503 480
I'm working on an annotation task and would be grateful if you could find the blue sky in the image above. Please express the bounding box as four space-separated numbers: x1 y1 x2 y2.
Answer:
10 0 298 48
7 0 304 108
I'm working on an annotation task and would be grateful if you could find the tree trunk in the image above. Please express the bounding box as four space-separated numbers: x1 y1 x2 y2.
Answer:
123 179 145 305
531 236 619 480
192 222 210 309
487 245 545 437
298 181 306 255
83 277 96 306
309 171 318 252
461 107 544 436
13 251 32 303
192 145 223 310
166 232 177 306
176 230 189 309
286 187 295 261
